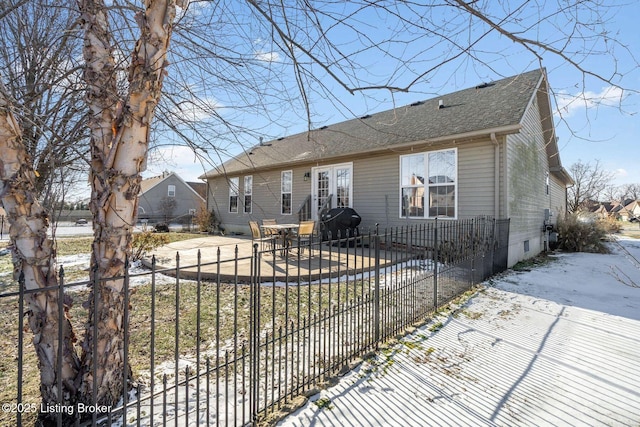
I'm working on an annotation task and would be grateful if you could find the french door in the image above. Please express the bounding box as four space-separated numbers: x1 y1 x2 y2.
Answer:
311 163 353 220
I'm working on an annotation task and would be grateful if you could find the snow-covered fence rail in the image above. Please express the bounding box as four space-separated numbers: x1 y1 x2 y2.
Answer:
2 217 509 426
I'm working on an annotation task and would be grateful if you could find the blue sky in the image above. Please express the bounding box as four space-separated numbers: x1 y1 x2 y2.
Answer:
146 0 639 190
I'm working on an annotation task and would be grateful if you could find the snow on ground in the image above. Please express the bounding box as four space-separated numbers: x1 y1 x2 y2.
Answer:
278 237 640 427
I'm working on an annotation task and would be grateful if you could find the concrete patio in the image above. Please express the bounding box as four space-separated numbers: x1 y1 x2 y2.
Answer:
146 234 401 282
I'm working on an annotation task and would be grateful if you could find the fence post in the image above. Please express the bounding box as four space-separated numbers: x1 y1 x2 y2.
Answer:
433 218 438 310
492 218 497 275
373 225 381 345
250 243 260 425
17 272 24 427
57 266 65 426
470 218 475 285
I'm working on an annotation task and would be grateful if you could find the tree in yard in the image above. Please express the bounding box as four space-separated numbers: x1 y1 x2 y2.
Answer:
620 183 640 201
78 0 183 409
158 196 177 223
1 0 182 421
567 160 615 213
0 0 89 209
0 79 81 418
0 0 638 424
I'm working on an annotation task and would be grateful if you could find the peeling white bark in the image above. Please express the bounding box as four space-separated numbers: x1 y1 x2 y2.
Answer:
79 0 177 407
0 82 80 414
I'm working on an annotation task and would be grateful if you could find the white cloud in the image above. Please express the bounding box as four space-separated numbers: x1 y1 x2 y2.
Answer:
176 0 209 18
171 96 222 122
615 168 628 178
254 50 281 63
554 85 625 117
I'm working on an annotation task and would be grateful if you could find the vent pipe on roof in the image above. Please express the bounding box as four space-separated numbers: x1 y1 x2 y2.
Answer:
438 99 444 109
258 136 271 147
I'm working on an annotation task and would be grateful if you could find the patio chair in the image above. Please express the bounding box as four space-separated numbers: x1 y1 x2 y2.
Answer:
287 220 316 256
249 220 276 251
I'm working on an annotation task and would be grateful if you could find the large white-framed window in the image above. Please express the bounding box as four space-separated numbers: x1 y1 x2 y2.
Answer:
400 148 457 219
167 184 176 197
229 177 239 213
281 170 292 215
243 175 253 214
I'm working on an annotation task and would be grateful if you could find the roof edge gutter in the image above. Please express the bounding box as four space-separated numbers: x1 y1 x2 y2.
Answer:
423 124 521 145
550 165 574 186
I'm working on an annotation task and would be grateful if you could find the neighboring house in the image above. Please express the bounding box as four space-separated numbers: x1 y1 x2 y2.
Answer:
609 199 634 221
619 200 640 222
593 203 613 220
139 171 206 223
200 69 573 266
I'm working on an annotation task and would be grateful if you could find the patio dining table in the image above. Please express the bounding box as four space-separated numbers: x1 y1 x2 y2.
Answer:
260 223 300 255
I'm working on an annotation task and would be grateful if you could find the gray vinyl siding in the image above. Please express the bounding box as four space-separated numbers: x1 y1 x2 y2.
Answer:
549 174 567 223
505 91 550 264
352 154 398 228
458 140 496 218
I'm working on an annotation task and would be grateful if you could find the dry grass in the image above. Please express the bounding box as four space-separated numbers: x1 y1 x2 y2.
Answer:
0 232 204 425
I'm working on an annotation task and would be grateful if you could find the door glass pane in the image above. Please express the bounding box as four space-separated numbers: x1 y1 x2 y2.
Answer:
336 167 350 208
316 170 330 212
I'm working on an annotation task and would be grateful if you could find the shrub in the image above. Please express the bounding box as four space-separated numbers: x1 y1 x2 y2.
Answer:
131 231 170 261
598 217 622 234
194 208 221 234
557 214 609 253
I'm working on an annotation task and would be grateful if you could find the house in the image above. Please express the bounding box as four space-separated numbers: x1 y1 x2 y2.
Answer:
200 69 573 266
593 203 613 220
618 200 640 222
138 171 206 223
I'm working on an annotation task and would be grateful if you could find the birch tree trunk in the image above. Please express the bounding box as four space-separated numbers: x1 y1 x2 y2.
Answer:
78 0 178 406
0 83 81 415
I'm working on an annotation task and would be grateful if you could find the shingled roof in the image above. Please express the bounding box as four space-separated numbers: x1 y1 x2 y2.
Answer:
202 69 546 178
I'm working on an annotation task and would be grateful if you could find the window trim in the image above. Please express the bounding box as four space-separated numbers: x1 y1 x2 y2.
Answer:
399 148 458 219
229 177 239 213
281 170 293 215
243 175 253 214
167 184 176 197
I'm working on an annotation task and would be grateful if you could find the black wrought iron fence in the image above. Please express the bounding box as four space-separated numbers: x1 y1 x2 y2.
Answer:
1 217 509 426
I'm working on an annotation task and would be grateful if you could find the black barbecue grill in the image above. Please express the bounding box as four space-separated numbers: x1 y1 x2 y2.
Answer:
320 207 361 243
